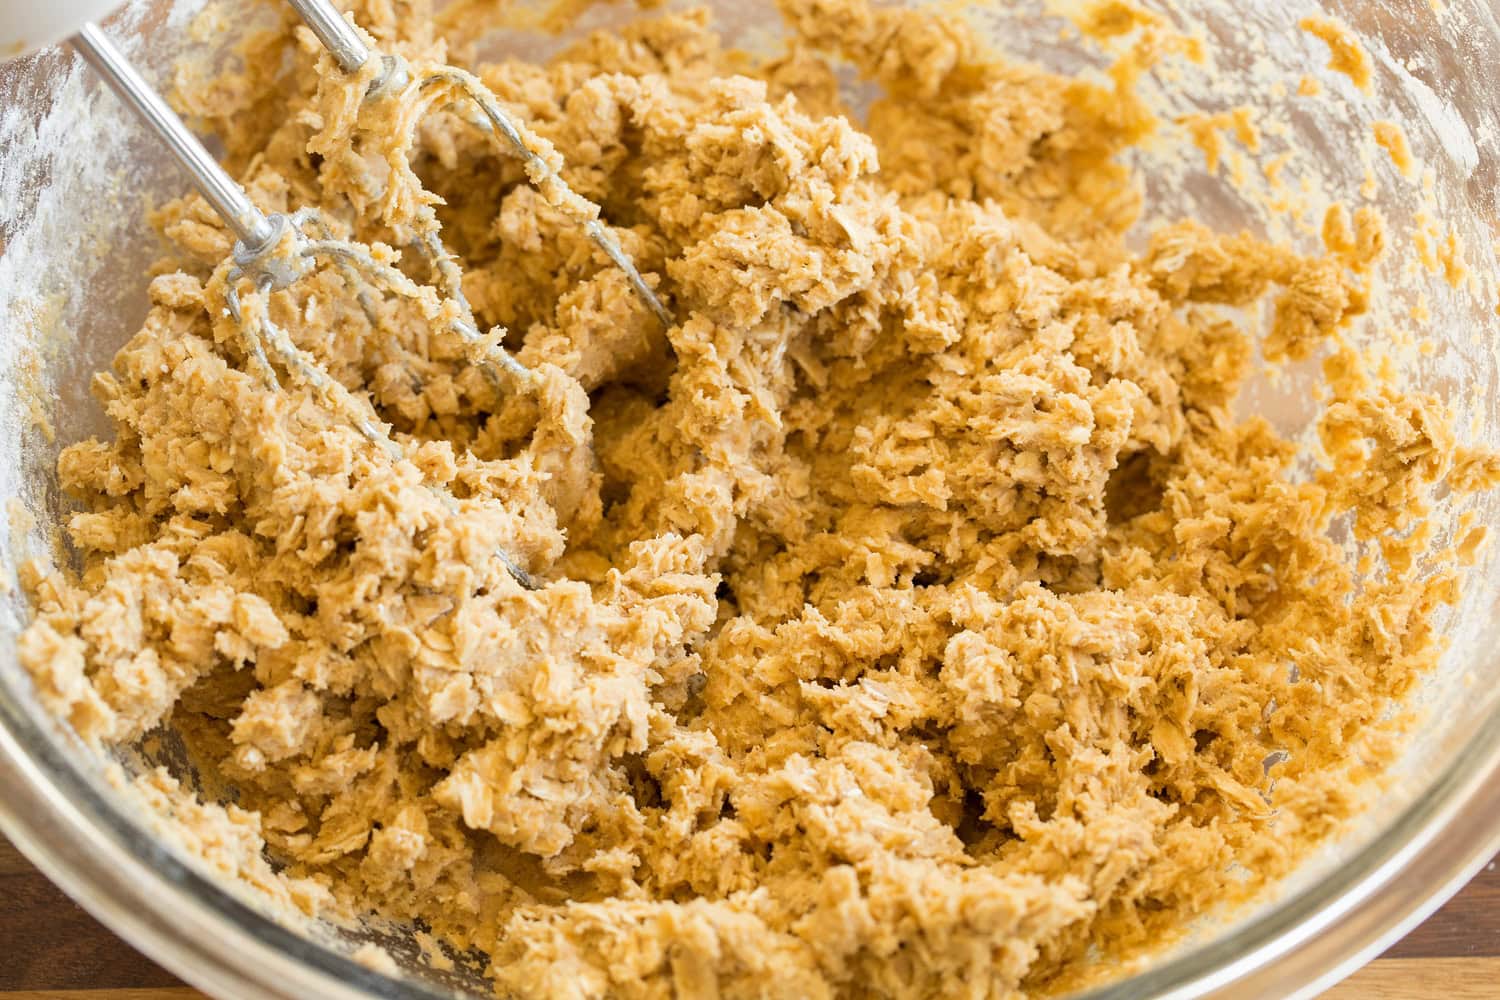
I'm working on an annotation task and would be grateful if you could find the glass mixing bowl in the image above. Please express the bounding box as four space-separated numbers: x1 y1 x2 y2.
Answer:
3 0 1500 997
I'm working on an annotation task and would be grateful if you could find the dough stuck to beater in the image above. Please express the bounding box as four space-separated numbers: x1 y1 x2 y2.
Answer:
19 0 1500 996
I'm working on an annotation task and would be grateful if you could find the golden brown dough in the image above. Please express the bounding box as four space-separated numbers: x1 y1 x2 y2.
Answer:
19 0 1498 996
1300 15 1374 93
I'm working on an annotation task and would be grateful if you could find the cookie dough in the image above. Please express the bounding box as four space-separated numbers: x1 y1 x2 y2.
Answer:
19 0 1500 996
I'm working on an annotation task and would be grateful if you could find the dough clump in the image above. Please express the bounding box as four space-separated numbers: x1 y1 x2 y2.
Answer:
20 0 1499 995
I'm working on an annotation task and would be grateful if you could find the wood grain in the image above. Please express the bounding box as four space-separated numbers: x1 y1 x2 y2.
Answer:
1324 958 1500 998
0 839 34 877
2 993 206 1000
0 841 181 994
1382 862 1500 959
1 835 1495 997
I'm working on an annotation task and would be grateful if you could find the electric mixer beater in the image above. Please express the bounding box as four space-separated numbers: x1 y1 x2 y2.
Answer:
2 0 676 589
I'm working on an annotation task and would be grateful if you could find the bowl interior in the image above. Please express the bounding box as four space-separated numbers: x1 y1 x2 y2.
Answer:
3 0 1500 995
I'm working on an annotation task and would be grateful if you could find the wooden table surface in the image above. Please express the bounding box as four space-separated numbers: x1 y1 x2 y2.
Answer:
2 835 1496 998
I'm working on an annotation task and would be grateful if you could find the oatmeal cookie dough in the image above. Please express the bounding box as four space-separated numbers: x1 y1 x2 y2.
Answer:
19 0 1500 996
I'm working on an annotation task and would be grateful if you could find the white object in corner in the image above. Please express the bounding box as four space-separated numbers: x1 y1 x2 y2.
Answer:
0 0 124 60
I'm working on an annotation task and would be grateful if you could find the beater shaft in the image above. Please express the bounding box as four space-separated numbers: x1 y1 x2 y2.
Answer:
71 23 278 253
284 0 370 73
